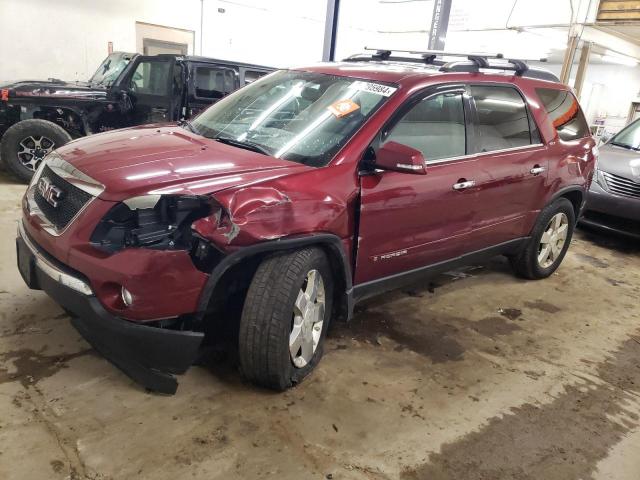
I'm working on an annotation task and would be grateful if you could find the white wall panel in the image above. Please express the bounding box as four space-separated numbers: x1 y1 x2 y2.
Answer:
0 0 325 82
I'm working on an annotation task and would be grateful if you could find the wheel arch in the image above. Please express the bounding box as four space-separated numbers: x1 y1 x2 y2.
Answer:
31 107 86 137
2 105 87 139
196 234 354 325
550 186 585 220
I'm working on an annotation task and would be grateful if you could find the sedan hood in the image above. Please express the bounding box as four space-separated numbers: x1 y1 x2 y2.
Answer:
599 143 640 181
55 125 309 201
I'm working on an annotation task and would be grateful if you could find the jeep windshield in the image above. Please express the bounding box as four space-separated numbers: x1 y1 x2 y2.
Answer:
89 52 133 87
190 70 397 167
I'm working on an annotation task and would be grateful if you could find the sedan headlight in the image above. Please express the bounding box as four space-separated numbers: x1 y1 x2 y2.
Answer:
590 148 607 190
91 194 215 252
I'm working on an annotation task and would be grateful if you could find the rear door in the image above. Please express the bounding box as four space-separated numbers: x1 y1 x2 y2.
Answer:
186 63 239 118
356 87 477 286
121 55 181 125
464 84 548 250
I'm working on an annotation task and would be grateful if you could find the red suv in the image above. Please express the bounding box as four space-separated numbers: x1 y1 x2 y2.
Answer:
16 50 596 393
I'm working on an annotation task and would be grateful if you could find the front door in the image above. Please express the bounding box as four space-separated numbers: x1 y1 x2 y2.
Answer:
121 56 180 125
464 84 549 250
356 89 477 287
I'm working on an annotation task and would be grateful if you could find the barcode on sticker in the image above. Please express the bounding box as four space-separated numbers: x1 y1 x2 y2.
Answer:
352 81 397 97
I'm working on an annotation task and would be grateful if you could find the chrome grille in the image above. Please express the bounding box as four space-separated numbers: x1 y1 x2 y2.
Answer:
602 171 640 199
34 165 93 230
26 153 104 236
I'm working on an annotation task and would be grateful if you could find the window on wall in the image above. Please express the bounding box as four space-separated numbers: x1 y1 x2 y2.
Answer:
384 93 466 161
194 67 235 99
129 60 171 96
536 88 589 141
470 85 533 153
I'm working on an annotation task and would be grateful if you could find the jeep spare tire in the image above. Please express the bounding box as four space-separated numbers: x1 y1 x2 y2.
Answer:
1 119 72 183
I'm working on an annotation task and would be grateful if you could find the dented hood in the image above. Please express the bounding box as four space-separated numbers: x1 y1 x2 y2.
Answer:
55 125 310 201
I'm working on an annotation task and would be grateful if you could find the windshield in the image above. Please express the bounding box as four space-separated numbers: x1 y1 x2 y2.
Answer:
191 70 397 167
89 52 133 86
610 119 640 151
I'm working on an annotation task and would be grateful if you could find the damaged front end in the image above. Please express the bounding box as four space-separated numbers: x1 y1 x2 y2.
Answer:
90 193 224 272
17 220 206 394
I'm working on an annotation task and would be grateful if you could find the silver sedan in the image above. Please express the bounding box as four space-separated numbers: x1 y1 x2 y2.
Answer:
581 121 640 239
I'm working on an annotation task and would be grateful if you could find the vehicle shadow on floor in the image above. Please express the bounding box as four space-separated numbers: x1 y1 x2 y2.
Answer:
576 225 639 254
0 168 24 186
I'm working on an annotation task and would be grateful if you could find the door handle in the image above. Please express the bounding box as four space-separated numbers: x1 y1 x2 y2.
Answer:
452 180 476 191
530 166 546 175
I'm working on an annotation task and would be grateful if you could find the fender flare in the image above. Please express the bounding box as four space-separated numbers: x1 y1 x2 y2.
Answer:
195 233 355 322
14 104 87 136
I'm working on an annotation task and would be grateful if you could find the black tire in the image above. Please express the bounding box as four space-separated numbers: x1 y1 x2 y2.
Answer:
510 197 576 279
239 247 334 390
1 119 72 183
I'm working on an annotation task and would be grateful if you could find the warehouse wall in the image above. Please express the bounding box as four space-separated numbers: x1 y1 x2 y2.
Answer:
0 0 325 83
0 0 201 82
581 63 640 132
0 0 638 131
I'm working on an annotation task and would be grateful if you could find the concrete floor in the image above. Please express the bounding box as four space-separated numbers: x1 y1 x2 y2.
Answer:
0 173 639 480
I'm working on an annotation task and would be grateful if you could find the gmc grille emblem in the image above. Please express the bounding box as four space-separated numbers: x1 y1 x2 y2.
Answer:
37 177 64 208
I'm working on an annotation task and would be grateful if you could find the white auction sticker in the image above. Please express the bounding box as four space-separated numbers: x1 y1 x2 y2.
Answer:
352 81 397 97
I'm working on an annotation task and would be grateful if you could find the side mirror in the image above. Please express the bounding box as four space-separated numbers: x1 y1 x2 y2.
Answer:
374 141 427 175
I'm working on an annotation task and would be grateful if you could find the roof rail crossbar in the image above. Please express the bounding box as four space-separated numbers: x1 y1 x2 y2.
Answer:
439 60 530 76
507 59 529 74
372 49 392 61
343 52 446 66
343 48 559 83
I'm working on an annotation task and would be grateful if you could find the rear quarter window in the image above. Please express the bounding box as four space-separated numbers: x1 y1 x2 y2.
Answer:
536 88 589 141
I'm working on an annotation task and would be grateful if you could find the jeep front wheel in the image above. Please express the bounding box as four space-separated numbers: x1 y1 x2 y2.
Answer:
239 247 333 390
1 119 72 183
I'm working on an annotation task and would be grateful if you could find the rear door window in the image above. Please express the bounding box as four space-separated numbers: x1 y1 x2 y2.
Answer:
535 88 589 141
194 67 236 99
384 92 466 162
470 85 534 153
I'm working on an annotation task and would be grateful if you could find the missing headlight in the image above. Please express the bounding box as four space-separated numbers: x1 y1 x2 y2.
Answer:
91 195 215 253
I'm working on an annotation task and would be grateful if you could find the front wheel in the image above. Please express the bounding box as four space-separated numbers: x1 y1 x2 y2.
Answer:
510 197 576 279
239 247 333 390
1 119 72 183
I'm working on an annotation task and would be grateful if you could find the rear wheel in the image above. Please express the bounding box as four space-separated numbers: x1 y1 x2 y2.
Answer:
239 248 333 390
1 119 72 182
510 197 576 279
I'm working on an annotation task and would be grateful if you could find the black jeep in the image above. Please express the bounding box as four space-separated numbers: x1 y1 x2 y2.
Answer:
0 52 273 182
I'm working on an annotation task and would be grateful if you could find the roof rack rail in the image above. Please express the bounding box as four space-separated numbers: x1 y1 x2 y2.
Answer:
343 48 559 83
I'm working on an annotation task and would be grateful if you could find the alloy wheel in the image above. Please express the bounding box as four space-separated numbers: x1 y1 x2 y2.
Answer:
289 269 325 368
537 212 569 268
17 135 55 172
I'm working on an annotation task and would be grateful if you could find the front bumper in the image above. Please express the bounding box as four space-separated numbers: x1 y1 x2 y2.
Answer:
16 220 204 394
580 179 640 239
